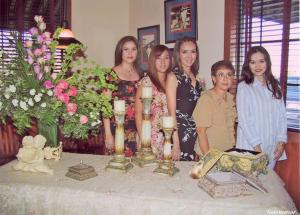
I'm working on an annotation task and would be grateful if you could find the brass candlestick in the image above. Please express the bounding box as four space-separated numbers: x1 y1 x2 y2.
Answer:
154 127 179 176
133 97 158 167
105 110 133 173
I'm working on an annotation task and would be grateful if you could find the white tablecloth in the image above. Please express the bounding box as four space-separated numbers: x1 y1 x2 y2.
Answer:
0 153 297 215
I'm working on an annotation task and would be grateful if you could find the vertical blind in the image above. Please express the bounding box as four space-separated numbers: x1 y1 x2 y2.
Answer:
229 0 300 131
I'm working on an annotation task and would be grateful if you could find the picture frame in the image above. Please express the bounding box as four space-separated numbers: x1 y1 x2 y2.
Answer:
137 25 160 71
164 0 198 43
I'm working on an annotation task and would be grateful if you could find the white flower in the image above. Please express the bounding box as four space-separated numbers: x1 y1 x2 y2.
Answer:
38 93 43 97
34 95 41 102
4 94 10 99
8 85 16 93
47 90 53 96
12 99 18 107
91 122 97 126
28 98 34 106
38 23 46 31
20 101 28 110
34 15 43 23
29 89 36 95
41 103 46 108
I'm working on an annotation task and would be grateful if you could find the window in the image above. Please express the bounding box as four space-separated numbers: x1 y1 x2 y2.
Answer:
225 0 300 131
0 0 69 76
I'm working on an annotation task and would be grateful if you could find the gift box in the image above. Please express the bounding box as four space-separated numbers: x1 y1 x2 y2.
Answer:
217 148 268 175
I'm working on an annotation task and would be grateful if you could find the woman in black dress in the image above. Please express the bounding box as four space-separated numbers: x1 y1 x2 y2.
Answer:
166 37 202 161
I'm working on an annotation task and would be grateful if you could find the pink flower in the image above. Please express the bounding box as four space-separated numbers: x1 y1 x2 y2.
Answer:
67 103 77 115
80 115 88 124
27 49 33 57
33 64 41 75
45 53 51 61
57 80 69 89
43 80 54 89
54 87 63 96
27 56 34 64
37 35 44 44
33 48 42 56
58 93 70 104
29 27 39 36
41 45 47 53
68 86 77 97
24 40 33 48
42 32 51 39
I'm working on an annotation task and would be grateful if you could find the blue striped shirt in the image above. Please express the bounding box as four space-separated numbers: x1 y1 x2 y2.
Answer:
236 78 287 169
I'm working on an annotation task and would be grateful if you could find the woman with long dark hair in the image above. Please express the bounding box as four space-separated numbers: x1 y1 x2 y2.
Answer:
135 45 172 159
236 46 287 169
103 36 142 157
166 37 202 161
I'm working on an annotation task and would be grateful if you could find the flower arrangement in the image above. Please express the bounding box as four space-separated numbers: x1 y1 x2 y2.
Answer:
0 16 116 145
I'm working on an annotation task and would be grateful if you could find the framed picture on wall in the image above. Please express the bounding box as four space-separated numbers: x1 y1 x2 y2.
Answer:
164 0 197 43
137 25 160 71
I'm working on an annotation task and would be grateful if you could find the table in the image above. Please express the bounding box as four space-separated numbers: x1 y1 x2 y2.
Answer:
0 153 297 215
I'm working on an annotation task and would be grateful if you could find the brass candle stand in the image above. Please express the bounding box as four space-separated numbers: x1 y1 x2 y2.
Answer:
133 97 158 167
154 127 179 176
105 110 133 173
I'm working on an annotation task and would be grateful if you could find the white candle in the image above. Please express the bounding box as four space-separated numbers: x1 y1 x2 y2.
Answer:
142 86 152 98
162 116 174 128
141 120 151 142
114 100 125 112
164 143 172 157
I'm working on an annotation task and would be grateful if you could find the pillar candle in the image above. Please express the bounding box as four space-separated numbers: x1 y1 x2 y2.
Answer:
142 86 152 98
114 100 125 112
164 143 172 157
162 116 174 128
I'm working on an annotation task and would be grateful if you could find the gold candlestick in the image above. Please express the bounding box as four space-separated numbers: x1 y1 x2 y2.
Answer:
133 97 158 167
105 109 133 173
154 125 179 176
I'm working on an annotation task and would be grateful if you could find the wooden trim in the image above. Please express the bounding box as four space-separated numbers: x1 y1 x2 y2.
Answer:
275 131 300 211
224 0 236 60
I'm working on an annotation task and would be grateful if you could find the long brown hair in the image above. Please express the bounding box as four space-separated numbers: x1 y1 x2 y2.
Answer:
148 45 172 92
173 36 199 76
114 35 142 76
241 46 282 99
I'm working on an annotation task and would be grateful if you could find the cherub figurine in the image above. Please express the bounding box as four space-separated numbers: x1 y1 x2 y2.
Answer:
12 135 53 175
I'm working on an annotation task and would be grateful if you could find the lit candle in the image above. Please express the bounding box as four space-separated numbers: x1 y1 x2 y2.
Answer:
162 116 174 129
142 86 152 98
114 100 125 112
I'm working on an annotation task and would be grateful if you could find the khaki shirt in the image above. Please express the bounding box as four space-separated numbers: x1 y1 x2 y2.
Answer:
193 89 237 154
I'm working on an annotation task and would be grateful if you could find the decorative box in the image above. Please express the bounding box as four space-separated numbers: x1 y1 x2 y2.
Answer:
66 161 98 181
198 172 252 198
217 148 268 175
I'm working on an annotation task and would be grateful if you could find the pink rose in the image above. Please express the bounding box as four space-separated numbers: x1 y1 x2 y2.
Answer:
24 40 33 48
29 27 38 36
54 86 63 96
57 93 70 104
80 115 88 124
67 103 77 115
68 86 77 97
33 48 42 56
57 80 69 89
43 80 54 89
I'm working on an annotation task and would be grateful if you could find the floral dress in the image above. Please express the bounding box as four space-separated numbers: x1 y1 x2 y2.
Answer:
111 77 139 157
137 76 168 160
174 67 202 161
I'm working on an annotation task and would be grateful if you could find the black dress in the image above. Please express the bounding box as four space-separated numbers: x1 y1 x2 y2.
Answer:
174 67 202 161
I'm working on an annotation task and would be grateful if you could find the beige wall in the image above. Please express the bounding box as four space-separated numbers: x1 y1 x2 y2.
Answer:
129 0 224 88
72 0 130 67
72 0 225 88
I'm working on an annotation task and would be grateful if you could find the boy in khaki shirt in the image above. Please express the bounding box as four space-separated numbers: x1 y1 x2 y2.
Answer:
193 60 237 155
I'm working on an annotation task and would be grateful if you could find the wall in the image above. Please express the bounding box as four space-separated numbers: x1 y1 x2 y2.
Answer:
72 0 130 67
129 0 225 88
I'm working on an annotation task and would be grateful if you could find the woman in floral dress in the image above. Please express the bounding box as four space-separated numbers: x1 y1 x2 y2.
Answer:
166 37 202 161
103 36 142 157
135 45 172 159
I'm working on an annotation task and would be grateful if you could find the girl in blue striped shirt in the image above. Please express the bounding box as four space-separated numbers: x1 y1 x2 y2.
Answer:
236 46 287 169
